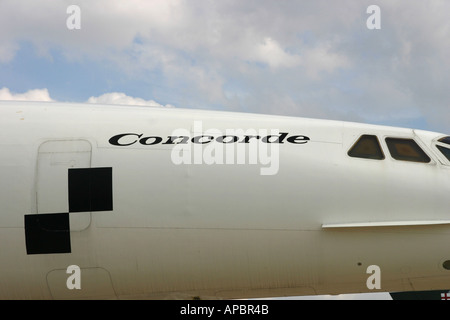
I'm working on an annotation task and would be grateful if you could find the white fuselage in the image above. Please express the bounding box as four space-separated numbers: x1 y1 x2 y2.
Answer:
0 101 449 299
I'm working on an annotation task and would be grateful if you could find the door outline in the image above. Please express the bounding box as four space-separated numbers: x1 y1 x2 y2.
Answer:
36 140 92 231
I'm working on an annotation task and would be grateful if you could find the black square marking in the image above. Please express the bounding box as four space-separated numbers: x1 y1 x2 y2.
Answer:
69 167 113 212
25 213 71 255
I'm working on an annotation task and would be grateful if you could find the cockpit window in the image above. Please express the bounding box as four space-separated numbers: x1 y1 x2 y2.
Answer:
385 138 431 163
437 145 450 161
348 135 385 160
438 136 450 145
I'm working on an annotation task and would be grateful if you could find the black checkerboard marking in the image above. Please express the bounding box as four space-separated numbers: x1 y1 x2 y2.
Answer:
25 167 113 255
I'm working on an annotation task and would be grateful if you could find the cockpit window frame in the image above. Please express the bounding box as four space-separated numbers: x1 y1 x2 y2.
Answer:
347 134 385 160
433 135 450 165
385 137 431 163
438 136 450 146
436 144 450 163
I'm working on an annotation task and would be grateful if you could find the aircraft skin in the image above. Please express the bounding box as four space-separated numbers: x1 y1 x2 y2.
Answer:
0 100 449 299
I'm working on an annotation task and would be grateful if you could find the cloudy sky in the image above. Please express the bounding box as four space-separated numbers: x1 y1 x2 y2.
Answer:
1 1 450 133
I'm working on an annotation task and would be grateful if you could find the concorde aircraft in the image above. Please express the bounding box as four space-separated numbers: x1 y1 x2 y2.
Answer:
1 100 450 300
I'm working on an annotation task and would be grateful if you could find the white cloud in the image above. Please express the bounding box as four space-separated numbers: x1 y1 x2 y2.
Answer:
87 92 174 108
0 87 53 101
301 43 350 79
0 87 174 109
253 37 301 69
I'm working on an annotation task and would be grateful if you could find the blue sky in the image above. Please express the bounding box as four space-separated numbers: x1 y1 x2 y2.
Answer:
2 1 449 133
2 42 171 104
